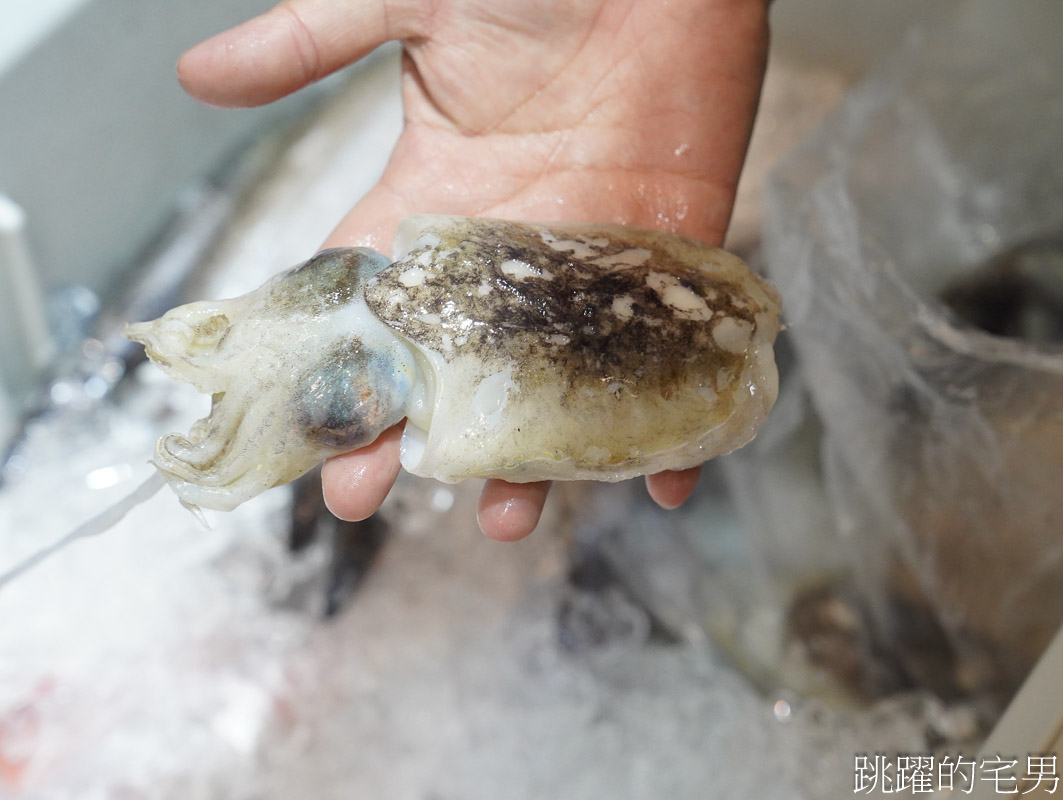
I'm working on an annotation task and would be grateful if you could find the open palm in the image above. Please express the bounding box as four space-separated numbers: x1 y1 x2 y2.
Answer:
178 0 769 540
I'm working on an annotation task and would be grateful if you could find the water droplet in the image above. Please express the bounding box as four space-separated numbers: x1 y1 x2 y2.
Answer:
430 488 454 512
773 699 792 722
49 381 74 405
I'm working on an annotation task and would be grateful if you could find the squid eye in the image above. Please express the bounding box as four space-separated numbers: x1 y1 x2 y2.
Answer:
297 342 410 449
298 344 373 449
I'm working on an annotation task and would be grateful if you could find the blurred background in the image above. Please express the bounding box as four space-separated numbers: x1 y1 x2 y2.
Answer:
1 0 1062 797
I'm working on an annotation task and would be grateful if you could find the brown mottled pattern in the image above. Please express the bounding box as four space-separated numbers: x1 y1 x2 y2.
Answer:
364 218 772 401
261 247 390 317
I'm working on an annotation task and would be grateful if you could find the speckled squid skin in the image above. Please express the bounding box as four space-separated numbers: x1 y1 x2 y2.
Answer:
367 216 781 483
127 216 781 511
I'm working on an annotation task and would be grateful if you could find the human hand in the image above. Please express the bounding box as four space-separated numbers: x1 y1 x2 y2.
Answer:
177 0 769 540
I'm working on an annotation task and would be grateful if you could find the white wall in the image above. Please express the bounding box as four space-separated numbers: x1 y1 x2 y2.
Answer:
0 0 326 299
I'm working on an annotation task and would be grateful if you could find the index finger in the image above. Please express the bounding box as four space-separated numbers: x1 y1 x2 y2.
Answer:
177 0 424 107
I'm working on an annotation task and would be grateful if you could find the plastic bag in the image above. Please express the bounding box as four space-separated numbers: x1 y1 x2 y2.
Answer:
760 0 1063 698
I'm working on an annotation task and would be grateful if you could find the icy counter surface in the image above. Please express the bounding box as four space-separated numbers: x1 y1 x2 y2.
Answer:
0 407 950 800
0 48 969 800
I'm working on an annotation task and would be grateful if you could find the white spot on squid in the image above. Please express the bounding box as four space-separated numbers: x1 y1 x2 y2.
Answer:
476 281 492 296
645 272 713 321
712 317 753 354
611 295 635 320
539 231 608 259
592 248 652 269
399 267 429 287
472 367 517 427
583 445 610 463
547 334 570 346
501 258 553 280
414 232 441 250
417 312 441 325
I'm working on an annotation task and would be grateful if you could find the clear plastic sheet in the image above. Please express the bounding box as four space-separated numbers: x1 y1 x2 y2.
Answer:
759 0 1063 700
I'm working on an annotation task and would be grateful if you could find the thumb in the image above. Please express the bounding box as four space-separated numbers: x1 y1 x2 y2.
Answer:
177 0 422 107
